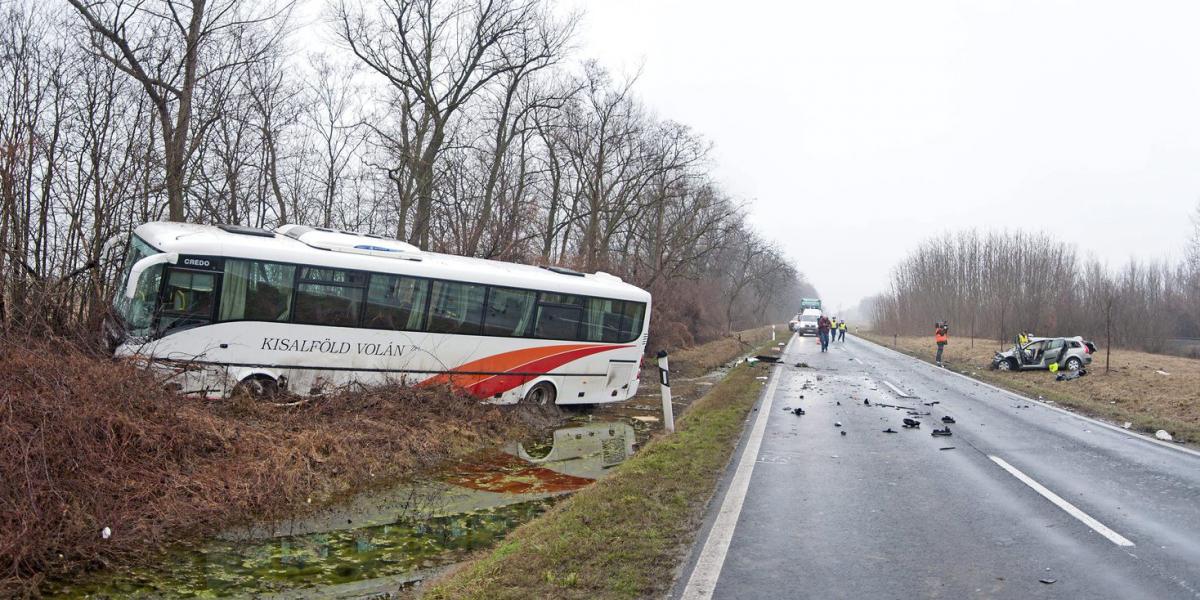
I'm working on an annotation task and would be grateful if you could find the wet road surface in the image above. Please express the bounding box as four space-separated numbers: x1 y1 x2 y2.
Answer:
676 333 1200 599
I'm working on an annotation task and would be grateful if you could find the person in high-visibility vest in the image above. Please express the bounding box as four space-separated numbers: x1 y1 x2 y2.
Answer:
934 321 949 366
1018 331 1030 345
838 320 847 341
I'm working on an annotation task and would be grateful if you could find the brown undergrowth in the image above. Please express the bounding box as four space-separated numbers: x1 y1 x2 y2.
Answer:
0 335 525 596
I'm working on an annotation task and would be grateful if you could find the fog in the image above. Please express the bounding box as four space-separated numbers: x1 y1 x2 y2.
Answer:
560 0 1200 315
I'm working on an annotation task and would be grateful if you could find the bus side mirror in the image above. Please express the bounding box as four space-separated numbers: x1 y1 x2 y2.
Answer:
124 252 180 299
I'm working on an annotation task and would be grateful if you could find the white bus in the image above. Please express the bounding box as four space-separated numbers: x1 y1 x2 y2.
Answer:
108 222 650 405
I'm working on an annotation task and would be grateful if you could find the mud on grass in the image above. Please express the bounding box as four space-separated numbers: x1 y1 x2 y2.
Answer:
0 335 530 595
423 340 780 600
859 333 1200 445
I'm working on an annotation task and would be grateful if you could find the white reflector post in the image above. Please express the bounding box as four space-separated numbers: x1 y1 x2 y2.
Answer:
657 350 675 433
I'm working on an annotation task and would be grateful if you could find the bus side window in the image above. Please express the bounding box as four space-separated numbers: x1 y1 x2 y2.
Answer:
483 287 535 337
364 274 428 331
220 259 296 322
534 293 585 340
427 280 485 335
294 268 366 328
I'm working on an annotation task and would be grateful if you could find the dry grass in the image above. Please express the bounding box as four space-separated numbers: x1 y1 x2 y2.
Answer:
859 333 1200 444
668 324 779 378
0 334 526 596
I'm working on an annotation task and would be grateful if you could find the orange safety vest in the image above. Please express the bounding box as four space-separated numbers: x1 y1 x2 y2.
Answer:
935 328 948 344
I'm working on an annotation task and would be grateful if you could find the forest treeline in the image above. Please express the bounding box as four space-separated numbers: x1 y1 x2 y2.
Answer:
867 217 1200 354
0 0 812 348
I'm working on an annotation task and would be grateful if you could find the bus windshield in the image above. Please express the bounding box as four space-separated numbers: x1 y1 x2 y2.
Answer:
114 235 162 336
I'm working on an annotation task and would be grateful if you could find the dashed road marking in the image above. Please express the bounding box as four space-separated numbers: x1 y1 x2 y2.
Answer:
989 455 1135 547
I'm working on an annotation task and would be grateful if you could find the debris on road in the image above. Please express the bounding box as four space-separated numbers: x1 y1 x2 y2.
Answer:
792 407 806 416
1123 422 1132 429
794 362 810 368
931 427 952 437
835 421 842 427
902 418 920 429
863 398 870 406
1039 578 1057 585
939 446 955 451
882 428 897 433
754 355 781 363
923 401 940 406
841 431 847 436
941 416 956 424
1156 430 1173 441
1156 369 1170 376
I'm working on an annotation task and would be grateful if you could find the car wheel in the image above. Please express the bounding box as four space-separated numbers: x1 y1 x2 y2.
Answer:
234 375 279 400
997 358 1016 371
1065 357 1082 371
522 381 556 406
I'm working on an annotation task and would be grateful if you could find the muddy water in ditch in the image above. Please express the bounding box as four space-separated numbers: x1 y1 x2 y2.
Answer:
45 419 647 599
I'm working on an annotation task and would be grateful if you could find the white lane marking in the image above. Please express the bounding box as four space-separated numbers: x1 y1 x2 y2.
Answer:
881 380 913 398
680 338 791 600
852 337 1200 460
989 455 1135 547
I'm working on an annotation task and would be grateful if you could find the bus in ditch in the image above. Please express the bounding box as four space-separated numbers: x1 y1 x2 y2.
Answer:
107 222 651 405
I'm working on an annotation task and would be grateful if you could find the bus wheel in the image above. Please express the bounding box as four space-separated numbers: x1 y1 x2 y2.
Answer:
234 375 279 400
522 382 556 407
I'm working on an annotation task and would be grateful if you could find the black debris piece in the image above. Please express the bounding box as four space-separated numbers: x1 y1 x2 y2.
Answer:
794 362 810 368
840 431 847 436
939 446 955 450
836 401 841 406
754 355 781 363
883 428 898 433
792 407 806 416
924 401 941 406
941 416 956 424
902 418 920 429
834 421 842 427
1039 579 1057 585
931 427 952 437
864 398 871 406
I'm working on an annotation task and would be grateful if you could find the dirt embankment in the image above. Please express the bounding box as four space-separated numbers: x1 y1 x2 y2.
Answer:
0 335 527 596
858 333 1200 444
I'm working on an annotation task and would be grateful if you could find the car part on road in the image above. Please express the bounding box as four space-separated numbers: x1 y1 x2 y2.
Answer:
883 428 897 433
834 421 842 427
931 427 952 437
840 431 846 436
941 416 956 424
1039 579 1057 585
902 418 920 429
863 398 870 406
939 446 955 450
792 407 805 416
1155 430 1173 441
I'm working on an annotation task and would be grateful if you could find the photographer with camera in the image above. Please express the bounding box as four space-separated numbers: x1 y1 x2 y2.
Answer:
934 321 950 366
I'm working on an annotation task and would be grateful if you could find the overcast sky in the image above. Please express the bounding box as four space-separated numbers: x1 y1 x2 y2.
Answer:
559 0 1200 315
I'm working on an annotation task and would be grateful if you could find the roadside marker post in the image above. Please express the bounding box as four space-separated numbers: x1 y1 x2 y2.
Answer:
772 324 776 342
657 350 675 433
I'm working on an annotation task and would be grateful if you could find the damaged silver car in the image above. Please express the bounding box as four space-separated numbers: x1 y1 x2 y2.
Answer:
991 336 1096 372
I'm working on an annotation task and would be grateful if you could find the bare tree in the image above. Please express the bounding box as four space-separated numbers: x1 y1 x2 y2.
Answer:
67 0 294 221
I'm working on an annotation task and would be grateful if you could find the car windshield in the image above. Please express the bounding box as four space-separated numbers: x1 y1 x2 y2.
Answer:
801 316 817 323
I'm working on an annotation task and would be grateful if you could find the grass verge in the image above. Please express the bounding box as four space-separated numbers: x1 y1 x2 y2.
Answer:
857 332 1200 445
424 339 778 599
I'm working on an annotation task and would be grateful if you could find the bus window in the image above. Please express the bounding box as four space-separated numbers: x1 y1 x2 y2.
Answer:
583 299 646 343
294 267 366 327
428 280 486 335
220 260 296 322
618 302 646 342
534 293 585 340
483 287 535 337
364 273 428 330
158 269 216 333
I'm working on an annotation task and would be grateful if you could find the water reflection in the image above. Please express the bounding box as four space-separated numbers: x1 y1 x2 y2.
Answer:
45 421 637 598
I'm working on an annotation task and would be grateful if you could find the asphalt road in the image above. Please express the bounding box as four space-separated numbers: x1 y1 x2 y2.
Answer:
674 333 1200 600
